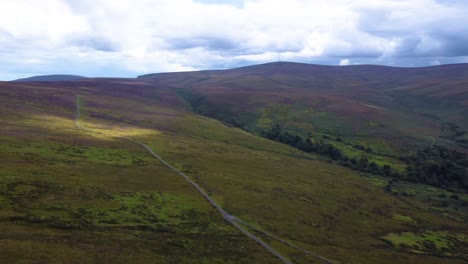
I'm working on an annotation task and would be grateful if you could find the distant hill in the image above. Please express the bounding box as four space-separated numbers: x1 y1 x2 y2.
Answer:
138 61 468 81
139 62 468 154
12 74 87 82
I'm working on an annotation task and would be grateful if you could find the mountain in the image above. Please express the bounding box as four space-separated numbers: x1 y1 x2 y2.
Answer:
12 74 87 82
139 62 468 154
0 63 467 264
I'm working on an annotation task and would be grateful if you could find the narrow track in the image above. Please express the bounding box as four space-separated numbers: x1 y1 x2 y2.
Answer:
74 95 336 264
74 95 83 131
123 137 293 264
233 217 335 264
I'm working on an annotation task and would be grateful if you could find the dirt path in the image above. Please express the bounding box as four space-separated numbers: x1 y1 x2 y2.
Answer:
123 137 294 264
74 95 336 264
233 217 335 264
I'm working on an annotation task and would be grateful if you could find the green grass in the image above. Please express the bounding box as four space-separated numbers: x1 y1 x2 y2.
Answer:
366 176 388 187
392 214 416 223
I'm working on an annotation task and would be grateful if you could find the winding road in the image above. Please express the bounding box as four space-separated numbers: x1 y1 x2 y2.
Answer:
74 95 335 264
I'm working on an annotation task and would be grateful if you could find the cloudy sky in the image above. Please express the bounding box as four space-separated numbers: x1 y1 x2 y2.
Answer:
1 0 467 80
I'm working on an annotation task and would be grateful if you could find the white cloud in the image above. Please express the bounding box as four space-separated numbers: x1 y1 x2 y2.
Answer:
339 59 351 66
1 0 468 79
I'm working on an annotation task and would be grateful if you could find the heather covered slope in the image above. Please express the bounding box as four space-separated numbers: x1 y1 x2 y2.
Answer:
0 73 467 263
139 62 468 154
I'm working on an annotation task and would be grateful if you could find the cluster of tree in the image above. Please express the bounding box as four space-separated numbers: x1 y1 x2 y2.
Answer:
402 146 468 191
262 124 468 191
263 124 342 159
262 124 399 177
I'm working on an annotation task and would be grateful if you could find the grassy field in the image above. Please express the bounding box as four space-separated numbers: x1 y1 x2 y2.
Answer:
0 78 467 263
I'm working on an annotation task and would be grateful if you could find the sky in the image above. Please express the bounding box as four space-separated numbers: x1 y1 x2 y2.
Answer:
1 0 468 80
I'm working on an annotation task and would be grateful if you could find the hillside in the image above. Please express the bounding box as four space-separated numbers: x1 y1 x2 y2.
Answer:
139 62 468 153
139 62 468 192
12 74 87 82
0 63 467 264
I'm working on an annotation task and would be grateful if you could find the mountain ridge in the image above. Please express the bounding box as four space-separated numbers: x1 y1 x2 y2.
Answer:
133 61 468 156
138 61 468 79
12 74 87 82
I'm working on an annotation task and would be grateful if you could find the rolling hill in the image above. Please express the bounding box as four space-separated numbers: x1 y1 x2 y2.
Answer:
0 62 467 264
12 74 87 82
139 62 468 154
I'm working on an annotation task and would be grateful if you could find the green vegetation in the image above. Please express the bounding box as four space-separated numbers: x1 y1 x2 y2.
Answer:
392 214 416 223
262 124 401 176
402 146 468 191
383 231 467 258
363 173 468 222
262 124 468 192
1 64 468 264
0 84 280 263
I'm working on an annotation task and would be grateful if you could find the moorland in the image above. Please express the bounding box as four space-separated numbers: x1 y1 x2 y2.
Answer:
0 62 467 263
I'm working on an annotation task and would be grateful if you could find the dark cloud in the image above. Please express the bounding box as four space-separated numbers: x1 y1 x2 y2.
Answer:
354 1 468 59
356 9 399 37
431 33 468 57
393 36 427 57
324 47 383 59
386 33 468 58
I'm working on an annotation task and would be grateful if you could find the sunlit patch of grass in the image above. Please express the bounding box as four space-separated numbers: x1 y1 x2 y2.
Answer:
392 214 416 223
77 119 161 140
366 176 388 187
25 114 75 129
75 95 162 140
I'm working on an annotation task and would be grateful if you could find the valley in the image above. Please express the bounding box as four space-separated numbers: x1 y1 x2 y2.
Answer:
0 63 467 263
